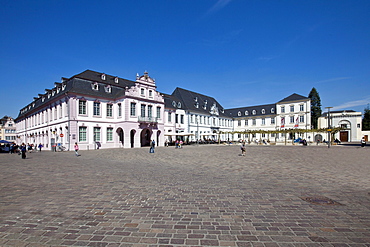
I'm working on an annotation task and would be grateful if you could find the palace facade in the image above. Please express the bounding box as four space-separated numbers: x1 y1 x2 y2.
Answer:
15 70 312 150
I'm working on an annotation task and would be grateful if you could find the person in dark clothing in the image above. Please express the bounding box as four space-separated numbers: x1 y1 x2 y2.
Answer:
20 143 27 159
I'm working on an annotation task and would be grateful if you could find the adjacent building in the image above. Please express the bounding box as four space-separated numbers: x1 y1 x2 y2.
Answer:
318 110 364 142
0 116 17 142
226 93 312 142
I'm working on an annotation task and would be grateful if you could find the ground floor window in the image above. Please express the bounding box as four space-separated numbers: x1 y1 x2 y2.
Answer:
107 128 113 141
94 127 101 142
79 126 87 142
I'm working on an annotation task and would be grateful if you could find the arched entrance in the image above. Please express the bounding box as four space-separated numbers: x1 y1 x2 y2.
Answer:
315 134 323 142
117 128 124 146
157 130 161 146
141 128 151 147
130 129 136 148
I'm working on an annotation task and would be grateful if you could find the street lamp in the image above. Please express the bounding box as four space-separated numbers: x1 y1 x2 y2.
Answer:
325 107 333 148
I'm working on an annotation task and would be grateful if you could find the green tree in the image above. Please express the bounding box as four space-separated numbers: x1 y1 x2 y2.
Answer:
362 104 370 130
308 87 322 129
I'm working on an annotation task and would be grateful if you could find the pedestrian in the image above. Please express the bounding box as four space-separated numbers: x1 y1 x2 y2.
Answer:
165 139 169 147
361 137 366 148
175 140 179 149
179 140 183 148
150 139 155 153
20 143 27 159
9 143 14 154
240 141 246 156
38 143 43 152
74 142 80 156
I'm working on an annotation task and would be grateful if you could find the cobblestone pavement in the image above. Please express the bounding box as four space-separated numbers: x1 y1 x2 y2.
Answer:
0 144 369 247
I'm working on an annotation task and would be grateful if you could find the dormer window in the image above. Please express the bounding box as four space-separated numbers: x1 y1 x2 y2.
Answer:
245 110 248 115
48 93 51 99
101 73 106 80
177 102 181 108
271 108 275 113
52 90 55 96
252 110 256 115
62 83 66 91
172 101 176 107
57 88 60 94
195 102 199 108
194 97 198 102
261 109 265 114
114 77 119 83
105 85 112 93
92 82 99 91
238 111 241 116
42 97 45 102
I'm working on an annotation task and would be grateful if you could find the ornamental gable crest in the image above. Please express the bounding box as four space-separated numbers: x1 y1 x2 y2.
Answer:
210 103 219 116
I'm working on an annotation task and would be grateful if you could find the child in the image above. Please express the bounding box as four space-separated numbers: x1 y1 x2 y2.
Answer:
74 142 79 156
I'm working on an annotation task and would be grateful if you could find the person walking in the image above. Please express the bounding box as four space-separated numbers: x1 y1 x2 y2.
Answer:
361 137 366 148
74 142 80 156
240 141 246 156
150 139 155 153
20 143 27 159
38 143 43 152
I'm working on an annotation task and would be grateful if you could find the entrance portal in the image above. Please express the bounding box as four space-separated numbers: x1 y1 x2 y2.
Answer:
141 129 151 147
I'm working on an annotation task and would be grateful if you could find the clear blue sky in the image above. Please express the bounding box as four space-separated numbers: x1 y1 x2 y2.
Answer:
1 0 369 119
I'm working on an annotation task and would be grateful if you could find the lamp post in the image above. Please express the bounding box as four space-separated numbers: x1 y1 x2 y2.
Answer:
325 107 333 148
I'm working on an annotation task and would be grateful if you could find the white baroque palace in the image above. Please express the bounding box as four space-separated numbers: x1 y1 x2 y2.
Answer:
15 70 313 150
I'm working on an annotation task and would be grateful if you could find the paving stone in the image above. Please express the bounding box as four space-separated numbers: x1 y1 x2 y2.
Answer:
0 145 369 246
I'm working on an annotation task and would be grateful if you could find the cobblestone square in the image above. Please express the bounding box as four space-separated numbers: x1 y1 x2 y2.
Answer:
0 144 369 246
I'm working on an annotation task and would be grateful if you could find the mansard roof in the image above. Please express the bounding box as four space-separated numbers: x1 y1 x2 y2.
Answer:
278 93 309 103
171 87 229 117
16 70 137 119
225 103 276 118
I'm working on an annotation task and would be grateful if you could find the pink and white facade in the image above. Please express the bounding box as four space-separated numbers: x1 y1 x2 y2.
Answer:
15 70 165 150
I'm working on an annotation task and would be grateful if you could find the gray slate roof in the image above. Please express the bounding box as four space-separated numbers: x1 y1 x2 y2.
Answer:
171 87 229 117
278 93 309 103
225 103 276 118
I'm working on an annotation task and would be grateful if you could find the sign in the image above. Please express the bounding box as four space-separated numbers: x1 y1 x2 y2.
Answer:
60 134 64 137
327 129 332 132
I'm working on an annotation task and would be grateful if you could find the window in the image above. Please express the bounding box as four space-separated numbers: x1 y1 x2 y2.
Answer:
79 126 87 142
54 106 57 120
118 103 122 117
93 127 101 142
168 112 172 122
105 85 111 93
245 120 248 126
107 104 113 117
156 107 161 119
78 100 86 115
59 104 62 118
93 102 101 116
114 77 119 83
180 115 184 124
252 110 256 115
141 88 145 95
92 83 99 90
252 119 256 125
238 120 241 126
101 73 106 80
130 102 136 116
262 118 265 125
271 117 275 124
141 105 146 117
245 110 248 115
175 114 179 124
299 116 304 123
149 90 153 97
290 116 295 123
107 128 113 142
357 124 361 128
271 108 275 113
238 111 241 116
300 105 304 111
261 109 265 114
148 105 152 117
290 105 294 112
190 114 194 123
281 106 285 113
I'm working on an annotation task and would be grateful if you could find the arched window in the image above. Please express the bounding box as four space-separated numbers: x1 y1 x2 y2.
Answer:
245 110 248 115
252 110 256 115
238 111 241 116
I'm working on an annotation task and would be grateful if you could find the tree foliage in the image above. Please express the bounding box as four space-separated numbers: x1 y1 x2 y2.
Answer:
308 87 322 129
362 104 370 130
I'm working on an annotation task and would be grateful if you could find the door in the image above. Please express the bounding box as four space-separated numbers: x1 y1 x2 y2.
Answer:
340 131 348 142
